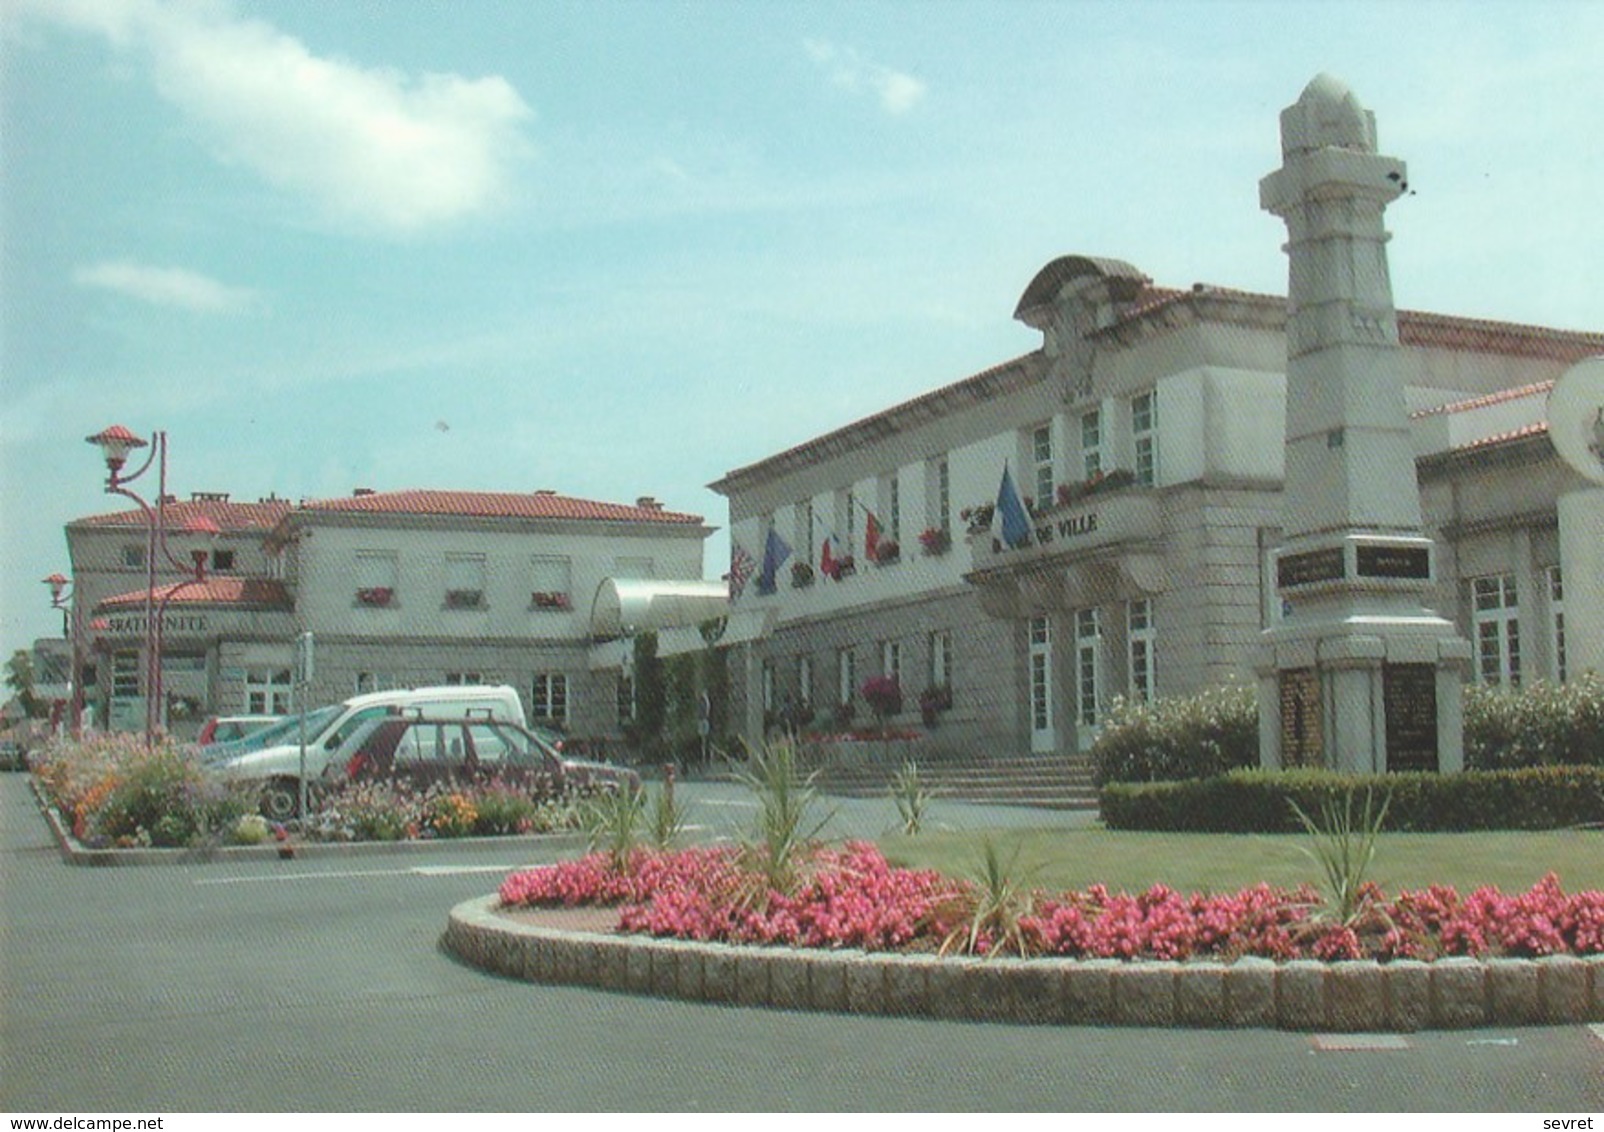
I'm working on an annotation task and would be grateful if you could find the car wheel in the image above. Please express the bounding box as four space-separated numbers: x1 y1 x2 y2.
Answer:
260 777 301 821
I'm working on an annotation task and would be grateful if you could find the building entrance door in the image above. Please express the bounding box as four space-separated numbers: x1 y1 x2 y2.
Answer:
1028 616 1055 753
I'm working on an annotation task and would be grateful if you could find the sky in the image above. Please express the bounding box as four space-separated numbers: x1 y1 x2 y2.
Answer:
3 0 1602 652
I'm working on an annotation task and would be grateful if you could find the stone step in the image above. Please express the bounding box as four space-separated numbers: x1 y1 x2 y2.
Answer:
810 755 1103 812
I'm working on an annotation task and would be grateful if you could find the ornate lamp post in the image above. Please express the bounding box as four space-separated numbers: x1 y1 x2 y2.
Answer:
42 573 83 737
84 425 213 744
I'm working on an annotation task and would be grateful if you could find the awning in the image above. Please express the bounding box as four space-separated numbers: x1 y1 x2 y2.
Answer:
588 578 731 639
586 582 773 671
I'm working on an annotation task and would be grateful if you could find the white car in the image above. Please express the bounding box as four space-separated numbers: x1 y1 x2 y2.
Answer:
209 684 527 820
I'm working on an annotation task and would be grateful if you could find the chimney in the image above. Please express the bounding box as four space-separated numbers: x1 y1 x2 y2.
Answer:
353 487 375 497
191 491 230 503
636 496 662 511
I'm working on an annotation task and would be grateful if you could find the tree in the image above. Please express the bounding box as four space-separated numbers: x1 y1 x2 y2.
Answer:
630 632 666 757
4 649 46 719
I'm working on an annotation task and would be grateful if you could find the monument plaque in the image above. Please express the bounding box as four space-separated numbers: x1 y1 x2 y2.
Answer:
1383 663 1438 773
1356 544 1430 580
1278 667 1322 768
1277 547 1345 589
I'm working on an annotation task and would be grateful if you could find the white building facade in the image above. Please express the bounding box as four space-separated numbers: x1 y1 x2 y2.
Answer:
65 488 712 737
711 256 1603 762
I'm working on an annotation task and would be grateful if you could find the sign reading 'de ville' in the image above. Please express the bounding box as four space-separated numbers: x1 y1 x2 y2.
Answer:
1030 511 1099 547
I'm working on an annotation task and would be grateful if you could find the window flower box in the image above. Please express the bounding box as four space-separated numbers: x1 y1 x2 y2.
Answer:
833 555 856 579
445 589 484 610
873 540 901 566
919 684 953 726
860 675 904 721
356 587 394 607
791 561 815 588
531 591 571 611
918 527 951 556
960 503 994 536
1056 468 1139 507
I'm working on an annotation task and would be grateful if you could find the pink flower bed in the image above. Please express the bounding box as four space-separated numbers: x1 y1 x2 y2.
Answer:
499 844 1604 961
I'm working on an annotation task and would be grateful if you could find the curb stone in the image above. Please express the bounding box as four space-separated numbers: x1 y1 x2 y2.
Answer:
446 895 1602 1031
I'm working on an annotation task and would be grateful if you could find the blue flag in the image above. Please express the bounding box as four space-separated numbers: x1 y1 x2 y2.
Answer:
758 526 792 591
996 465 1032 548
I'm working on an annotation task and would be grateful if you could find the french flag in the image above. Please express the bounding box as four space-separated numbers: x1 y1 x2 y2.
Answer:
820 531 842 580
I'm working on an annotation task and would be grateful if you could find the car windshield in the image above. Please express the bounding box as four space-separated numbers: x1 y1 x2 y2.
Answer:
201 704 343 762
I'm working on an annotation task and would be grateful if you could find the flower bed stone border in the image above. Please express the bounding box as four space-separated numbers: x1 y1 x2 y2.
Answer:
29 778 584 867
445 894 1603 1030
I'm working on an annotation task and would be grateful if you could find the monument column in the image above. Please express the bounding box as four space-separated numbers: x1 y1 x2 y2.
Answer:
1549 357 1604 681
1256 74 1471 774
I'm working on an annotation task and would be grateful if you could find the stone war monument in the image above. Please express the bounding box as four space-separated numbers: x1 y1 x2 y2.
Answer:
1256 74 1471 774
1548 357 1604 681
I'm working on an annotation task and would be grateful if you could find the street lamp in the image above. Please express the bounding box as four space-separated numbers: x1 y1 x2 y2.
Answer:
42 573 83 738
84 425 212 745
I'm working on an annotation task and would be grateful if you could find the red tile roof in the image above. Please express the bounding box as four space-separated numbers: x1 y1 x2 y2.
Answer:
1112 285 1604 361
95 577 292 611
76 498 292 532
295 489 702 525
1411 380 1555 418
1449 421 1551 454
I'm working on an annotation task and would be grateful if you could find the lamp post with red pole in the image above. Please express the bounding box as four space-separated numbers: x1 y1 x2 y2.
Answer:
84 425 212 745
41 573 83 738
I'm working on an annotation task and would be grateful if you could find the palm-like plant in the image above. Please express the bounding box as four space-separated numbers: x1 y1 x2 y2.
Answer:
1288 787 1392 926
647 781 692 852
889 760 937 836
934 839 1039 958
734 738 833 895
582 783 647 873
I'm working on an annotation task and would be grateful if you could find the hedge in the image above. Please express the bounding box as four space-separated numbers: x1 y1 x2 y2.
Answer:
1099 765 1604 833
1463 673 1604 770
1091 684 1259 787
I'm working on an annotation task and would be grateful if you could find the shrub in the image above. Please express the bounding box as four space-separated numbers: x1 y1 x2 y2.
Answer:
314 778 419 841
1100 765 1604 833
859 676 903 723
1463 673 1604 770
426 792 479 838
33 734 251 848
1092 684 1259 786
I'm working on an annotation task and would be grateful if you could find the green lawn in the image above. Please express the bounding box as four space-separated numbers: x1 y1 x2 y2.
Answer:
878 827 1602 896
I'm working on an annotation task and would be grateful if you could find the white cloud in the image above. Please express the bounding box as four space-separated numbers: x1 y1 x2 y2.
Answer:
804 38 926 116
73 259 256 312
24 0 533 235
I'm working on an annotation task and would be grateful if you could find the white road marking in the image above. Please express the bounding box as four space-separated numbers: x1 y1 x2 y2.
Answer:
1310 1034 1410 1051
1465 1038 1518 1047
195 863 524 885
1589 1024 1604 1047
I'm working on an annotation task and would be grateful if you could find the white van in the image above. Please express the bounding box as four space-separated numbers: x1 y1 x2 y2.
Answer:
210 685 527 820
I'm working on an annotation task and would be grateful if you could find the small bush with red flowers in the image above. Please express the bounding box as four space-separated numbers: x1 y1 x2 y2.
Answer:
498 842 1602 960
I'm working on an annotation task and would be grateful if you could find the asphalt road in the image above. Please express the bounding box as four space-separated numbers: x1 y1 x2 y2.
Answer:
1 774 1599 1112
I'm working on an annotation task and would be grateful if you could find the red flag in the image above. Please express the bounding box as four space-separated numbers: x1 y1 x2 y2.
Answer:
820 532 840 580
864 511 881 561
